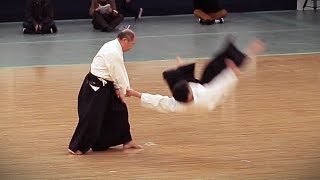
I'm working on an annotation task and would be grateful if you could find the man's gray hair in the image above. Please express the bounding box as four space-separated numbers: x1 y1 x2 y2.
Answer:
117 29 135 41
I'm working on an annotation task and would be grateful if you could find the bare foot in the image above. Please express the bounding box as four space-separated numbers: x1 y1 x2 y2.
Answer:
246 39 265 57
241 39 265 73
176 56 185 66
68 149 83 155
225 59 241 77
68 148 92 155
123 141 142 149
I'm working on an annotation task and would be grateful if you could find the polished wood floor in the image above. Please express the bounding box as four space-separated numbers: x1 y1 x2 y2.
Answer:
0 54 319 180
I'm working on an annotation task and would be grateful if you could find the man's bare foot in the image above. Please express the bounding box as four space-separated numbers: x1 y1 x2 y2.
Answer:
123 141 142 149
68 149 83 155
225 59 241 77
242 39 265 73
68 148 92 155
246 39 265 57
176 56 185 66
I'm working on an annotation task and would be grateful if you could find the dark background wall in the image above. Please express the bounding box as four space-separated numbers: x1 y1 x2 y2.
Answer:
0 0 297 22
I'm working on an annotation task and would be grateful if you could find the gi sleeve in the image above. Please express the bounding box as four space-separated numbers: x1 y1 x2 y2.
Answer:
140 93 181 113
109 55 130 95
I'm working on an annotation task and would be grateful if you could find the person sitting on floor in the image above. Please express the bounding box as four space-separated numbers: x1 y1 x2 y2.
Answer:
23 0 58 34
90 0 125 32
193 0 228 25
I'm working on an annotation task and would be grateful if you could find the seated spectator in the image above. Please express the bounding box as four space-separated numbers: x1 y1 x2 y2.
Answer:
116 0 143 21
23 0 58 34
90 0 124 32
193 0 228 25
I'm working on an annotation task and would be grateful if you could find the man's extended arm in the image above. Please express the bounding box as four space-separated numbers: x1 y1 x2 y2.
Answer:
127 89 186 113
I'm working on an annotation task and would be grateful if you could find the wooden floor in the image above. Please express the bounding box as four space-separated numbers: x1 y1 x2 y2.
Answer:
0 54 319 180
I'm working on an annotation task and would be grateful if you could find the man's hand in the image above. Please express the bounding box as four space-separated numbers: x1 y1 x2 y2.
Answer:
35 24 40 32
97 4 112 14
126 89 142 98
125 89 132 97
126 89 135 97
115 89 125 102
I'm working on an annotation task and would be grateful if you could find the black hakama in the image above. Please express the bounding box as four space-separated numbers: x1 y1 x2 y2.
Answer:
163 40 247 93
69 73 132 153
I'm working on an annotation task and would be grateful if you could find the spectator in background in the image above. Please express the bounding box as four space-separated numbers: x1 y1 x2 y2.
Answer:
193 0 228 25
90 0 124 32
116 0 143 21
23 0 58 34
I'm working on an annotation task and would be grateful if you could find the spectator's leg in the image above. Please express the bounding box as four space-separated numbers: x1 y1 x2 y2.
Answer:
194 9 212 21
107 14 124 31
22 21 35 34
193 9 214 25
92 11 111 31
41 21 57 34
208 9 228 20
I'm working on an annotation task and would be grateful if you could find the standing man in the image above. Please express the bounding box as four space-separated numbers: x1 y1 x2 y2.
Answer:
23 0 58 34
68 29 141 155
90 0 124 32
193 0 228 25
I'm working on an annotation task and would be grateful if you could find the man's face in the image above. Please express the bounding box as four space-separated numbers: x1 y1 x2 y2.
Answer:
186 87 194 103
122 37 136 52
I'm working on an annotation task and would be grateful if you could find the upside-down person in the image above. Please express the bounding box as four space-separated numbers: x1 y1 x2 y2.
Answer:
126 39 265 113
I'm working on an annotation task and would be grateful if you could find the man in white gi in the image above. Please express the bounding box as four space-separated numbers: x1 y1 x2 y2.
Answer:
126 39 265 113
68 29 141 155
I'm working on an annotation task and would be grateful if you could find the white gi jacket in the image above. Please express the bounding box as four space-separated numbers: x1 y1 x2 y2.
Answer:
90 39 130 95
140 68 238 113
